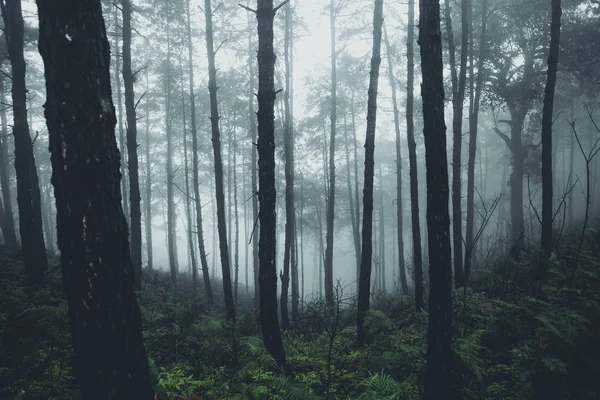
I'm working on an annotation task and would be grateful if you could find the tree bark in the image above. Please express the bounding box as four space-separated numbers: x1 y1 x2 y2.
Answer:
464 0 488 282
256 0 287 369
343 113 360 291
205 0 235 320
383 22 408 294
540 0 562 270
419 0 454 398
144 70 153 271
234 120 240 301
406 0 424 311
0 75 17 249
2 0 48 286
443 0 468 288
356 0 383 347
324 0 337 308
36 0 153 396
121 0 142 289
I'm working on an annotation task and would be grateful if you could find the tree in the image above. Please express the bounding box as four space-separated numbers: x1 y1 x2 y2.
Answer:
0 73 17 249
205 0 235 321
356 0 384 347
383 22 408 295
418 0 454 398
122 0 143 289
443 0 468 288
255 0 287 369
540 0 562 269
406 0 424 310
144 69 153 271
1 0 48 287
36 0 153 397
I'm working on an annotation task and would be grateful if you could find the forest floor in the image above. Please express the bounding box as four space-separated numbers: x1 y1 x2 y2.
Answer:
1 228 600 400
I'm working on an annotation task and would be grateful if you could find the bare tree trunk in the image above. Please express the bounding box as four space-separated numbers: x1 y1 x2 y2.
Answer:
0 75 17 248
540 0 562 272
443 0 468 288
2 0 48 286
256 0 287 369
378 166 385 292
343 113 360 290
419 0 454 397
568 101 574 227
406 0 424 310
37 0 153 396
383 22 408 294
234 121 240 301
205 0 234 320
300 178 305 308
122 0 142 288
464 0 488 282
144 70 153 271
324 0 337 308
186 0 212 302
356 0 384 346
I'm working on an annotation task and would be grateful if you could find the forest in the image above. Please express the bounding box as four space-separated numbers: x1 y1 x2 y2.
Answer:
0 0 599 399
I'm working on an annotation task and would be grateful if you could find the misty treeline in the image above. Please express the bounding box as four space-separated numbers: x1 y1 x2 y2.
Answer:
0 0 599 399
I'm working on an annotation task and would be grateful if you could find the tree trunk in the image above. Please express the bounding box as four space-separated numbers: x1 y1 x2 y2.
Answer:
419 0 454 398
234 121 240 301
205 0 235 320
256 0 287 369
406 0 424 311
378 166 385 292
122 0 142 289
540 0 562 271
2 0 48 287
464 0 488 283
356 0 383 346
443 0 468 289
343 113 360 291
36 0 153 396
383 22 408 294
510 110 526 249
0 75 17 249
144 70 153 271
324 0 337 309
300 178 305 308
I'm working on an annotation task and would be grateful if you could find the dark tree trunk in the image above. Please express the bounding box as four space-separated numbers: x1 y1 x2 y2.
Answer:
144 70 153 271
2 0 48 286
121 0 142 289
443 0 468 289
234 122 240 301
205 0 235 321
281 2 295 331
256 0 287 369
324 0 337 309
464 0 487 282
383 22 408 294
0 75 17 249
419 0 454 398
36 0 153 397
540 0 562 274
406 0 423 311
378 166 385 292
186 0 212 303
356 0 383 346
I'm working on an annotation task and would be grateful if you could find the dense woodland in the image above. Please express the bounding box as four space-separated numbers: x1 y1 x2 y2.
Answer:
0 0 599 399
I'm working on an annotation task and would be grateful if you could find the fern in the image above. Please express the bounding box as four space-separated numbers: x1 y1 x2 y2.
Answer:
358 370 402 400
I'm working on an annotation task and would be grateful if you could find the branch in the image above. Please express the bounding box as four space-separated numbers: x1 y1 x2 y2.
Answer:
274 0 290 14
238 3 256 13
493 127 511 149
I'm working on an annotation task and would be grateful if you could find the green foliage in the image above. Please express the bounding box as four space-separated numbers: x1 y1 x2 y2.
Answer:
157 363 204 397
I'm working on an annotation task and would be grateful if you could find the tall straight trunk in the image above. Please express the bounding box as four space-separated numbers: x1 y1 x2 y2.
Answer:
383 23 408 294
164 16 178 282
419 0 454 397
464 0 488 282
181 72 198 290
243 148 249 294
324 0 337 309
227 117 233 272
144 70 153 271
248 16 260 308
300 178 305 307
509 109 526 248
406 0 424 310
540 0 562 264
444 0 468 288
36 0 153 396
356 0 384 346
281 2 295 331
0 75 17 248
343 114 360 289
113 8 129 227
378 166 385 292
234 122 240 300
186 0 212 303
122 0 142 288
568 101 575 227
205 0 235 321
317 202 324 296
256 0 287 369
34 141 54 251
351 96 360 232
2 0 48 286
